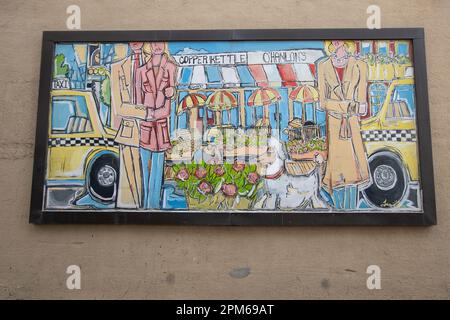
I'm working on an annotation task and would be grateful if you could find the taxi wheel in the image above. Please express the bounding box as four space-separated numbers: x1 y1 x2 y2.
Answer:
88 154 119 203
363 152 408 208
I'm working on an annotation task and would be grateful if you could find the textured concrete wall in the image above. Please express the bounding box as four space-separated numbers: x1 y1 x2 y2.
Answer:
0 0 449 299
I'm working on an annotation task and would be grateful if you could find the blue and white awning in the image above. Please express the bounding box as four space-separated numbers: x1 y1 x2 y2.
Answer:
173 49 325 90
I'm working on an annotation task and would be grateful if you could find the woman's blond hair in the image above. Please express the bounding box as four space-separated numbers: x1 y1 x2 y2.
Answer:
324 40 356 56
142 42 175 63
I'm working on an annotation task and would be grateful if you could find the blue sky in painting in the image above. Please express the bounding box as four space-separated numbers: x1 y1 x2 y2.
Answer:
55 44 77 63
55 41 325 62
168 40 324 55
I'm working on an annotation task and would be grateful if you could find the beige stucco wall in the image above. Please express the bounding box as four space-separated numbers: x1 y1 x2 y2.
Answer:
0 0 449 299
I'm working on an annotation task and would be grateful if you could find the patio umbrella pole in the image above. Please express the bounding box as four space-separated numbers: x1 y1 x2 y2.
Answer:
276 102 281 140
203 107 207 139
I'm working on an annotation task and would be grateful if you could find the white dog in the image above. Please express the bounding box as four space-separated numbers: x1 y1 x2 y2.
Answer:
253 137 328 210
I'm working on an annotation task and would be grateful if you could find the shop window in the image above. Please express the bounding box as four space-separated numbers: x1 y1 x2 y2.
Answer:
197 107 214 127
88 44 101 66
397 42 409 56
378 41 388 55
222 109 231 125
361 41 372 56
177 112 188 130
293 102 316 122
252 106 264 123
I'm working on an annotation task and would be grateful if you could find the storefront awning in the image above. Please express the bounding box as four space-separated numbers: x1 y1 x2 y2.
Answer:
176 64 319 89
174 49 325 90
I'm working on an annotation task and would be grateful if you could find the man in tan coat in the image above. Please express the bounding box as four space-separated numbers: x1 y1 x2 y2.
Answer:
317 40 370 209
110 42 147 208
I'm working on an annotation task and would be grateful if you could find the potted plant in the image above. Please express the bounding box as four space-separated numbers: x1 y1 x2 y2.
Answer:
365 53 396 81
172 161 262 210
393 54 412 78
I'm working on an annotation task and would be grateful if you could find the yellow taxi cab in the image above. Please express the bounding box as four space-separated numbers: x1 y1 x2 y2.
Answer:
47 89 119 203
360 75 420 208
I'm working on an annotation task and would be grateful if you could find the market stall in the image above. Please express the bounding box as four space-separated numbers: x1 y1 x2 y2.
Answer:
168 48 325 163
172 48 324 131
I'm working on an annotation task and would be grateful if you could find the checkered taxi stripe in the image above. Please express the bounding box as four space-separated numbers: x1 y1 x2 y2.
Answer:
361 129 417 142
48 137 119 148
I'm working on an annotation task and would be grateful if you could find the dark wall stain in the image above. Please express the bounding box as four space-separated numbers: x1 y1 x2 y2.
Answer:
166 273 175 284
321 278 330 289
229 267 251 279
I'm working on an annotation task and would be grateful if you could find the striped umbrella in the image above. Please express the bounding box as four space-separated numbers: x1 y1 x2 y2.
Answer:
247 87 282 138
247 87 281 107
289 84 319 103
177 93 207 115
206 90 238 111
289 85 319 125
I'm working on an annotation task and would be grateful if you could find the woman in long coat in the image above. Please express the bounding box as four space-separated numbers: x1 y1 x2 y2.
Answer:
317 40 370 209
134 42 177 209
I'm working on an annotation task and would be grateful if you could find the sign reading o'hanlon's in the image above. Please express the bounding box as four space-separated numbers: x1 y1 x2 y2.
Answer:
249 50 325 64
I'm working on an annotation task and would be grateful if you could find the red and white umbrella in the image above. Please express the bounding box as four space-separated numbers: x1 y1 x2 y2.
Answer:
289 84 320 124
177 93 207 115
206 90 238 111
247 87 282 138
289 84 319 103
247 87 281 107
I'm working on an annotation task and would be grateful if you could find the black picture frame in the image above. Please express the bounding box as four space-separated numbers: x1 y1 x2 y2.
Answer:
29 28 436 225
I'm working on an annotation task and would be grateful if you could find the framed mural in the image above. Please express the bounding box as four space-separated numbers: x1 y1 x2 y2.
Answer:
29 29 436 225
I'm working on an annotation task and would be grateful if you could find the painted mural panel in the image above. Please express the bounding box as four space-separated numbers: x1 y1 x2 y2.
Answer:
45 40 421 212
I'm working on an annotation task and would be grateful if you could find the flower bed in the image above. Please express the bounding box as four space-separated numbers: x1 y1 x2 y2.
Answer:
287 137 327 160
172 161 262 210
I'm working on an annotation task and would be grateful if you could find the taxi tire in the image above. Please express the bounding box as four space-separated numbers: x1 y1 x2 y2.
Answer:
88 154 119 203
363 152 407 208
